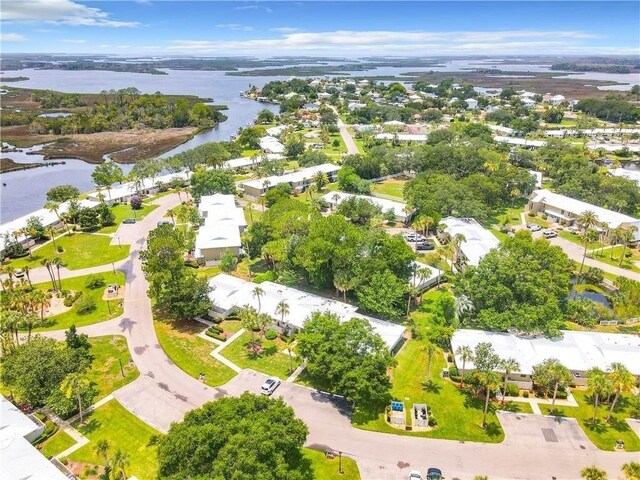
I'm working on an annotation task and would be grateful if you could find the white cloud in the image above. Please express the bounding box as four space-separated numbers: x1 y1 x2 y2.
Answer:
167 29 612 55
235 4 272 13
271 27 300 34
60 38 86 44
2 0 140 27
215 24 254 32
1 33 27 42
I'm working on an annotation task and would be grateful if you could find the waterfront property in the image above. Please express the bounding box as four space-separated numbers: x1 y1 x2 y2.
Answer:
0 395 68 480
207 273 406 352
450 329 640 389
194 194 247 264
86 171 191 205
528 189 640 242
440 217 500 269
240 163 340 198
321 191 414 223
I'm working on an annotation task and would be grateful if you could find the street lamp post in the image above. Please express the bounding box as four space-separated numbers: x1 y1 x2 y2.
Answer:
338 451 343 475
118 358 125 377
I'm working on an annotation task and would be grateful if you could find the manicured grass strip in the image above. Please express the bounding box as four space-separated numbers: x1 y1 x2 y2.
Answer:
99 203 159 234
352 338 504 443
539 390 640 451
302 447 361 480
372 178 406 199
69 399 159 480
10 233 130 270
39 429 76 459
220 331 301 379
87 336 139 400
154 318 236 387
33 272 125 332
588 245 640 273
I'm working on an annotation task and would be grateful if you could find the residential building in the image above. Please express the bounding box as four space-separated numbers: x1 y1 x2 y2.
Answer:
207 273 406 352
259 136 285 154
317 92 332 100
321 191 414 223
465 98 478 109
86 171 191 205
610 167 640 186
528 189 640 241
240 163 340 198
549 94 566 105
410 261 444 292
375 133 428 142
194 194 247 264
347 102 367 110
222 153 282 170
440 217 500 268
0 395 70 480
451 329 640 389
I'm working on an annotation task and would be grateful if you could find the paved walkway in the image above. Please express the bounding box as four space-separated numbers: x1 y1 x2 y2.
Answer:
36 191 639 479
210 329 245 373
334 109 359 155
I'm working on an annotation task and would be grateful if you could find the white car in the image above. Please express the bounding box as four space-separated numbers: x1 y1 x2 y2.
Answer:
542 229 558 239
260 377 281 396
408 471 423 480
526 224 542 232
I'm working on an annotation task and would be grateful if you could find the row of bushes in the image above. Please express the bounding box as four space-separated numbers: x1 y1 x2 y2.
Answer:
205 325 226 342
84 275 106 289
63 290 82 307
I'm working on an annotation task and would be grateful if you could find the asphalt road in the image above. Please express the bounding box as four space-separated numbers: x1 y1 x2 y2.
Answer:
34 193 639 479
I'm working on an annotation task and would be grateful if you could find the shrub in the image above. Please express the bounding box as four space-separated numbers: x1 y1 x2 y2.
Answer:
205 330 226 342
555 389 568 400
130 195 143 210
75 295 96 314
211 316 224 324
542 214 548 220
254 270 277 283
527 211 536 217
63 291 82 307
506 383 519 397
448 365 459 377
84 275 106 289
428 416 438 427
184 259 199 268
265 329 277 340
206 325 223 334
447 353 453 363
523 391 530 398
56 245 64 253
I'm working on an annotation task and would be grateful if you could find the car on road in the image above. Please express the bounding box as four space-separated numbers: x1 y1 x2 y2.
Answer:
526 224 542 232
123 218 136 224
542 229 558 239
14 269 25 278
157 220 173 227
260 377 281 396
405 233 426 242
408 471 423 480
416 241 435 251
426 467 444 479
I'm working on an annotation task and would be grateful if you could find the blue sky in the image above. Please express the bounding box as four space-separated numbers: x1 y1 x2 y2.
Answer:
1 1 639 56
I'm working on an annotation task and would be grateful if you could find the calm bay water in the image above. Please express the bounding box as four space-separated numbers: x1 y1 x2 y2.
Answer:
1 61 637 222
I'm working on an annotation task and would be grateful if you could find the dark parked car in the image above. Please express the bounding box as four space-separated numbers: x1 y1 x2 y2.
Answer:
426 467 444 480
122 218 136 224
416 241 435 251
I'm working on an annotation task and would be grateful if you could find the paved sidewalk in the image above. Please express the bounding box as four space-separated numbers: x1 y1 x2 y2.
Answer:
286 362 306 383
210 328 245 373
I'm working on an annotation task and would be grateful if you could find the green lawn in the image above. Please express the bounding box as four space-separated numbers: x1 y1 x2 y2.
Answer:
10 233 130 270
539 390 640 451
69 399 159 480
32 272 125 331
589 246 640 273
220 331 301 379
154 317 236 387
39 430 76 459
98 202 159 234
302 447 361 480
558 231 605 251
194 265 221 280
372 178 406 199
87 336 139 400
489 227 509 243
494 200 527 227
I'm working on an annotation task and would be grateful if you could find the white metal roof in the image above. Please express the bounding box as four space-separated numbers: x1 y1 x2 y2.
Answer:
320 191 411 219
610 167 640 186
376 133 428 142
451 329 640 376
529 189 640 234
441 217 500 267
241 164 340 191
194 224 242 254
0 396 67 480
208 274 405 350
410 261 444 290
259 136 285 154
494 136 546 147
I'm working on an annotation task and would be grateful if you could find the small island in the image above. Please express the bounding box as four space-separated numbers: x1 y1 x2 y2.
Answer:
0 76 29 82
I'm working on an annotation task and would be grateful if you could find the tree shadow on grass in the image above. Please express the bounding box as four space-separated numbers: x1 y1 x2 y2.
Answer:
584 419 609 435
76 416 101 436
422 380 441 394
501 401 527 413
484 421 503 438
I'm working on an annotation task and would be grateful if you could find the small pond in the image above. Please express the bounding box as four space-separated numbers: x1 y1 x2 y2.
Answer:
569 279 612 308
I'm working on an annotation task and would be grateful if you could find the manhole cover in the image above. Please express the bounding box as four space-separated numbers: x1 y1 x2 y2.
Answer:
542 428 558 442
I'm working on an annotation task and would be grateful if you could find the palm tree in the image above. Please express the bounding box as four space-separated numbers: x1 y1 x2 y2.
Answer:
20 312 42 343
607 363 635 422
244 205 254 224
500 358 520 405
52 256 63 290
576 210 600 277
406 285 419 316
331 193 340 211
425 342 437 381
94 439 111 475
587 367 610 423
621 462 640 480
609 227 623 259
22 265 32 288
455 345 473 387
40 258 57 291
480 370 500 428
252 286 265 312
618 226 638 267
275 300 289 327
167 208 176 225
450 233 465 273
60 373 90 423
580 465 607 480
29 289 50 322
45 226 60 256
333 269 350 301
110 449 130 480
239 305 259 347
306 183 318 201
313 171 329 191
548 360 572 405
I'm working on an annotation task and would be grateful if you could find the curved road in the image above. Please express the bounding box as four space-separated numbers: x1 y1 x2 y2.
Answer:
38 193 637 480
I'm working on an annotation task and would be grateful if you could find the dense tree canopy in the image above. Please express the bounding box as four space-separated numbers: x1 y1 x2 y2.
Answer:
157 393 309 480
190 169 236 202
456 231 574 336
297 313 395 404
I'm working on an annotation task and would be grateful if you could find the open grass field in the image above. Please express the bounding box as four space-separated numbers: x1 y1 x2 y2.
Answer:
588 245 640 273
69 399 159 480
154 317 236 387
32 272 125 331
88 336 139 400
220 331 301 379
302 447 361 480
98 202 159 234
10 233 130 270
539 389 640 451
39 429 76 459
372 178 406 199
